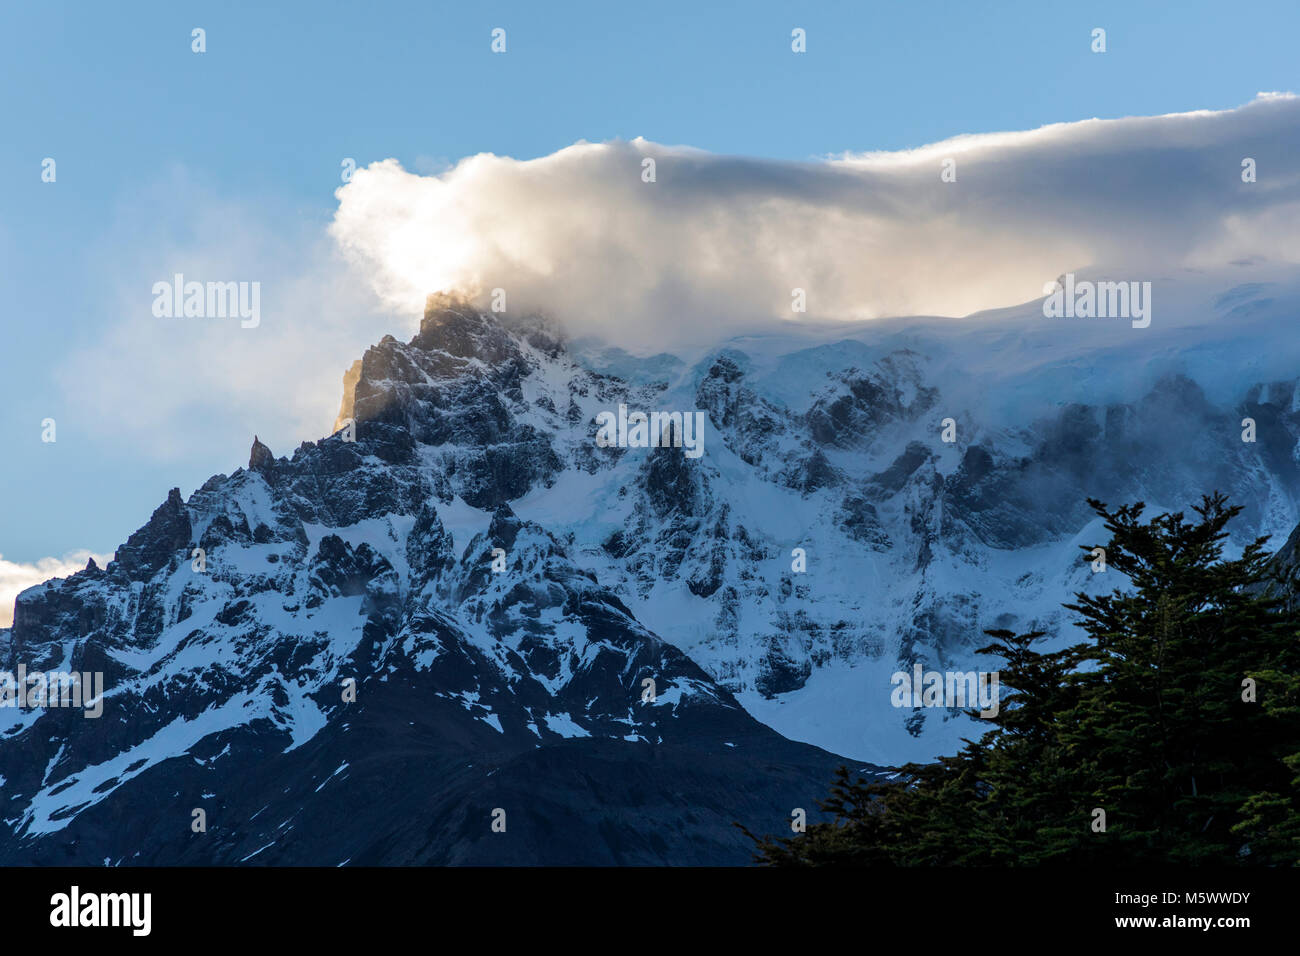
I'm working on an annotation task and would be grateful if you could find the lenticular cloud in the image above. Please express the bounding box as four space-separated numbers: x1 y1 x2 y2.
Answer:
330 94 1300 347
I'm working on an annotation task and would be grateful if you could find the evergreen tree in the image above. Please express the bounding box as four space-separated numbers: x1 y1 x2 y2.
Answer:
749 494 1300 865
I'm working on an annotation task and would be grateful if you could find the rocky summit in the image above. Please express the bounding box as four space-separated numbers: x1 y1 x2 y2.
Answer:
0 297 872 865
6 267 1300 864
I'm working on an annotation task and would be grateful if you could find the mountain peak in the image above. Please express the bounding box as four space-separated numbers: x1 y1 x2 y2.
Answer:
424 290 476 315
249 435 275 472
411 295 516 362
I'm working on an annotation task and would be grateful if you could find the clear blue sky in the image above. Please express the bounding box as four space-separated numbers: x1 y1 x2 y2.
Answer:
2 0 1298 564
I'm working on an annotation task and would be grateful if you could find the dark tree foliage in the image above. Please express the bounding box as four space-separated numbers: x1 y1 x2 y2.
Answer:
747 494 1300 865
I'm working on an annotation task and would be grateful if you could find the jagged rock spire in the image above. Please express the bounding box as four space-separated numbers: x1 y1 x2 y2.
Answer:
332 359 363 435
112 487 190 577
249 435 275 472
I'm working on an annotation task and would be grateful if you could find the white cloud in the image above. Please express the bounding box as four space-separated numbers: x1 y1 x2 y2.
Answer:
331 93 1300 348
0 551 113 628
55 95 1300 469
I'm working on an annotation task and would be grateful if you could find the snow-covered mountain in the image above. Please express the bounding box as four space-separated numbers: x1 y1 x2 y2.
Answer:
4 260 1300 864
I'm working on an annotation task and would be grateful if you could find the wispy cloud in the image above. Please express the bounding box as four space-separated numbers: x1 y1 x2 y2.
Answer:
55 168 393 464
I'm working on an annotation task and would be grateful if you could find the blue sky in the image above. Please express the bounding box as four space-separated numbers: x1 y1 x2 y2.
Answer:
2 0 1298 588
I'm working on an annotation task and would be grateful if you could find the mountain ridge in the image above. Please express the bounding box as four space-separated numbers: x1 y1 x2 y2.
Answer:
6 265 1300 863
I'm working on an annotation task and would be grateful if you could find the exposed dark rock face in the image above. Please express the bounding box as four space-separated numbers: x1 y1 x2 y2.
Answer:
249 436 275 473
112 488 191 579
